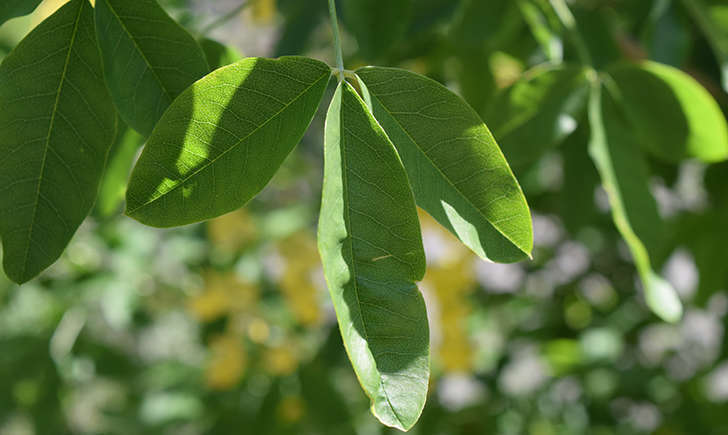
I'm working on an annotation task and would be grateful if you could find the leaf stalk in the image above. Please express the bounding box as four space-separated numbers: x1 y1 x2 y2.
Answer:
328 0 345 80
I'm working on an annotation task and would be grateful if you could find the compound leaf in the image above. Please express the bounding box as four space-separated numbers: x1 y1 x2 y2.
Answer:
0 0 43 26
125 56 330 227
356 67 533 263
608 61 728 163
588 82 682 322
0 0 116 284
318 80 428 431
95 0 209 136
485 65 590 171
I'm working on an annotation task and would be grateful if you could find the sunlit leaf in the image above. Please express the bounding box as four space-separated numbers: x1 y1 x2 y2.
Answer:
609 61 728 163
318 81 429 431
125 57 330 227
485 65 590 171
0 0 43 26
95 0 210 136
587 82 682 322
357 67 533 263
0 0 116 284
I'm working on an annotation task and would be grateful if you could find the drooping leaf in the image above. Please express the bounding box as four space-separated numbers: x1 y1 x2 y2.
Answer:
485 65 590 171
608 61 728 163
356 67 533 263
587 82 682 322
682 0 728 92
94 0 210 136
125 57 331 227
0 0 116 284
95 119 145 217
199 38 243 70
318 80 429 432
560 125 600 234
0 0 43 26
341 0 413 61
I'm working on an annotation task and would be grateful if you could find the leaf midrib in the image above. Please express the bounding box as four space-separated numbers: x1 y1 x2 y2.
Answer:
102 0 175 102
127 70 330 215
21 1 84 279
339 84 407 429
366 88 531 258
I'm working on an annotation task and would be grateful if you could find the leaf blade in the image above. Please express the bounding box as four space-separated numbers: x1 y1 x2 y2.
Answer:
587 82 682 322
0 0 116 283
356 66 533 263
125 56 330 227
0 0 43 26
608 61 728 163
94 0 210 136
318 81 429 431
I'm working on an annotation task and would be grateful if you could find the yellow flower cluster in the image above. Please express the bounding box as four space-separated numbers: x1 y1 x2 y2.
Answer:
276 232 323 327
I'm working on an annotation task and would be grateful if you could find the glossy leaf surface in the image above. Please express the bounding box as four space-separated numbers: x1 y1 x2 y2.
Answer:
126 57 330 227
609 61 728 163
588 83 682 322
318 81 428 431
95 0 209 136
0 0 116 283
357 67 533 263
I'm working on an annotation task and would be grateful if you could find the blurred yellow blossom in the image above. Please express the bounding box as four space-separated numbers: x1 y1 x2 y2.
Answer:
207 209 257 253
205 334 246 390
276 232 323 327
251 0 276 23
278 395 305 423
420 211 477 373
264 344 298 376
188 272 259 322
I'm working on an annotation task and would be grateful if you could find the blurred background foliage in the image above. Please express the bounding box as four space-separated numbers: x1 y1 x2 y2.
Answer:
2 0 728 434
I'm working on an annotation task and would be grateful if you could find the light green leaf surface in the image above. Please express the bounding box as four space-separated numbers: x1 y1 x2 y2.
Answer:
356 67 533 263
96 119 145 217
125 56 330 227
95 0 210 136
318 81 429 432
0 0 116 284
0 0 43 26
486 65 590 170
588 82 682 322
608 61 728 163
682 0 728 92
199 38 243 70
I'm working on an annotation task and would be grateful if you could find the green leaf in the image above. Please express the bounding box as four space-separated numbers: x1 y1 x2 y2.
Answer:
318 80 429 432
96 119 145 217
587 82 682 322
0 0 43 26
199 38 243 70
0 0 116 284
608 61 728 163
356 67 533 263
341 0 413 60
94 0 210 136
516 0 563 63
125 56 330 227
682 0 728 92
485 65 590 171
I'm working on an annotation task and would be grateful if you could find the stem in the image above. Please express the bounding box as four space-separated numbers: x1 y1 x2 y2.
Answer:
328 0 345 80
201 2 249 36
549 0 592 66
